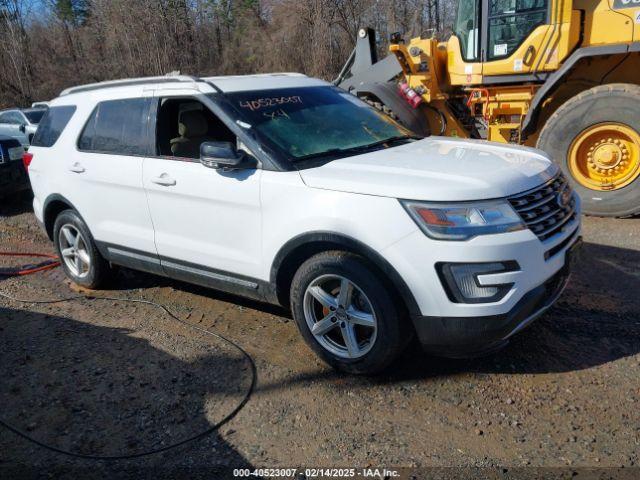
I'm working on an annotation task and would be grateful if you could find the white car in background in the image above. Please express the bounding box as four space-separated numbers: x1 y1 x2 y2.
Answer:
0 107 47 147
25 74 581 374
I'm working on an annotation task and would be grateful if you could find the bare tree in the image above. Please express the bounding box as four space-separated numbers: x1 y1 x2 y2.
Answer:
0 0 459 108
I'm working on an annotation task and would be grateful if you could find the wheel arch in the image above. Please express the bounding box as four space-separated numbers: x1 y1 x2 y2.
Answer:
42 194 83 241
270 231 421 317
522 43 640 139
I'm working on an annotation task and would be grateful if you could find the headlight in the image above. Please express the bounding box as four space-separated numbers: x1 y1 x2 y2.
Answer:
401 199 526 241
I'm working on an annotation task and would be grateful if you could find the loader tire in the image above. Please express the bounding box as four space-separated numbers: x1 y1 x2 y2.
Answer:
537 83 640 217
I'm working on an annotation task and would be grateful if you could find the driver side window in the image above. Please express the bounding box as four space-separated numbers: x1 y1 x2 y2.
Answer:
155 97 236 160
487 0 547 60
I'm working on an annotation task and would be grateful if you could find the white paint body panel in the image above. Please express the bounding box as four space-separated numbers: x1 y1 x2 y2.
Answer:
299 137 558 201
259 171 580 318
29 87 157 254
29 74 580 326
143 158 263 277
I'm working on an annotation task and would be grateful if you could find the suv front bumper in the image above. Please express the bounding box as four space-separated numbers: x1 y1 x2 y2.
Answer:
413 238 581 357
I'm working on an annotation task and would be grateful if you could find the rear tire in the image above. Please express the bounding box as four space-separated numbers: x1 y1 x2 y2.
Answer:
537 83 640 217
53 209 113 289
290 251 408 374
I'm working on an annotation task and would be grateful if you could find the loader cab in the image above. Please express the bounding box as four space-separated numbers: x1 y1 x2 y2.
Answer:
448 0 567 83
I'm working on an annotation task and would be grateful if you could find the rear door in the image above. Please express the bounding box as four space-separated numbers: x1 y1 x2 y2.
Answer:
68 91 160 271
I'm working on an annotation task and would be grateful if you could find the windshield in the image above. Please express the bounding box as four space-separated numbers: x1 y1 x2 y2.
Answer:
24 109 46 124
215 87 416 163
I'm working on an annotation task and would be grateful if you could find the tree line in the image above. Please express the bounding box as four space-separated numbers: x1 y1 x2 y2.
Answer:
0 0 457 109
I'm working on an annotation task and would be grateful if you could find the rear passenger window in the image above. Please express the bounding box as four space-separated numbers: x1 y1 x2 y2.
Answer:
31 106 77 148
78 98 151 155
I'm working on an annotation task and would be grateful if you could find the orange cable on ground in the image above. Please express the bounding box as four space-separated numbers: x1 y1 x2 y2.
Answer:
0 252 60 276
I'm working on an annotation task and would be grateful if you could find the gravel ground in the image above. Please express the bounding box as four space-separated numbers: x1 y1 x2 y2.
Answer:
0 194 639 479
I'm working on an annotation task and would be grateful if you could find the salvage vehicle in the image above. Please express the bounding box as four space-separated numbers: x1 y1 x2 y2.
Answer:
0 135 30 197
26 74 581 373
0 107 47 147
336 0 640 218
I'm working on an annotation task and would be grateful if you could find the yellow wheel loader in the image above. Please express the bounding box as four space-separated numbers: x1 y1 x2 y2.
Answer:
336 0 640 217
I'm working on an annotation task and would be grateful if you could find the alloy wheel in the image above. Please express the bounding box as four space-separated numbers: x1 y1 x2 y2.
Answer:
303 274 378 359
58 224 91 278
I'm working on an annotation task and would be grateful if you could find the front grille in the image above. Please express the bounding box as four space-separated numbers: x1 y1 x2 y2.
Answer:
508 173 577 242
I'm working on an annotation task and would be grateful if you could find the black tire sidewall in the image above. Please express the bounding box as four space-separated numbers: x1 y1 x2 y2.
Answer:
53 209 107 289
537 85 640 217
290 251 404 375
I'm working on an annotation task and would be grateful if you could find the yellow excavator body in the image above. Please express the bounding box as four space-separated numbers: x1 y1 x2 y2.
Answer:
341 0 640 216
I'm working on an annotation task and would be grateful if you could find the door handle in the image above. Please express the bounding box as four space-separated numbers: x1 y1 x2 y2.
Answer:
69 163 85 174
151 173 176 186
523 45 536 66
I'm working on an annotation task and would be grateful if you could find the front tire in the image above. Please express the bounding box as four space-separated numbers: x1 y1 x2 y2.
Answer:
537 83 640 217
290 251 408 374
53 209 113 289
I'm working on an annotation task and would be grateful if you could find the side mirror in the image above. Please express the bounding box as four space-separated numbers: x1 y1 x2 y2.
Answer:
200 141 250 170
19 124 26 133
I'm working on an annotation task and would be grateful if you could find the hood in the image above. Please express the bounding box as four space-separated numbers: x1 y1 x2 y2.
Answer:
298 137 558 201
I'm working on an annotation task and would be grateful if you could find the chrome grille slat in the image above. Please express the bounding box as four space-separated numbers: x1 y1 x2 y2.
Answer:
508 173 576 241
536 205 576 238
514 192 557 212
527 207 564 226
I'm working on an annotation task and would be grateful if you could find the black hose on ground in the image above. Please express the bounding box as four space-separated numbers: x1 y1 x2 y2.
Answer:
0 254 257 461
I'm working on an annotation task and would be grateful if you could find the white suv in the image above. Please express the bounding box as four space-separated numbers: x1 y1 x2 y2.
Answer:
25 74 581 374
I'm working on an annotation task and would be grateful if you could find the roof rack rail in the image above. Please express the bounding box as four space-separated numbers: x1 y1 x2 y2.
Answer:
59 75 203 97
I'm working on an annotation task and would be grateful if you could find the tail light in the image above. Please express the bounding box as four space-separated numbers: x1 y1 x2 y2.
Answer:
22 151 33 172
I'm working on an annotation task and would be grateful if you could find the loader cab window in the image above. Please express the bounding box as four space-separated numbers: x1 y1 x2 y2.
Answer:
454 0 480 61
487 0 548 60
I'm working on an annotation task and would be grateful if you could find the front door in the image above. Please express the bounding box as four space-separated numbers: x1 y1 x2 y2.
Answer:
481 0 551 76
143 91 263 287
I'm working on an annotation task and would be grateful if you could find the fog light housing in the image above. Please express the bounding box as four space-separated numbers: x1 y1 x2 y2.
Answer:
437 261 519 304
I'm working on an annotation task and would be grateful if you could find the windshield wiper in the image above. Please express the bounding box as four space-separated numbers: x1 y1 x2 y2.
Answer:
354 135 421 152
295 148 356 162
295 135 420 162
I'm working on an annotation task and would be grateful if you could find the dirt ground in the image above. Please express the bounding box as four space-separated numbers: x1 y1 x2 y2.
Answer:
0 194 639 479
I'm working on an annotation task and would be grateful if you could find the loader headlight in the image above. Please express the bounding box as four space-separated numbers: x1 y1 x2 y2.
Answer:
401 199 525 241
